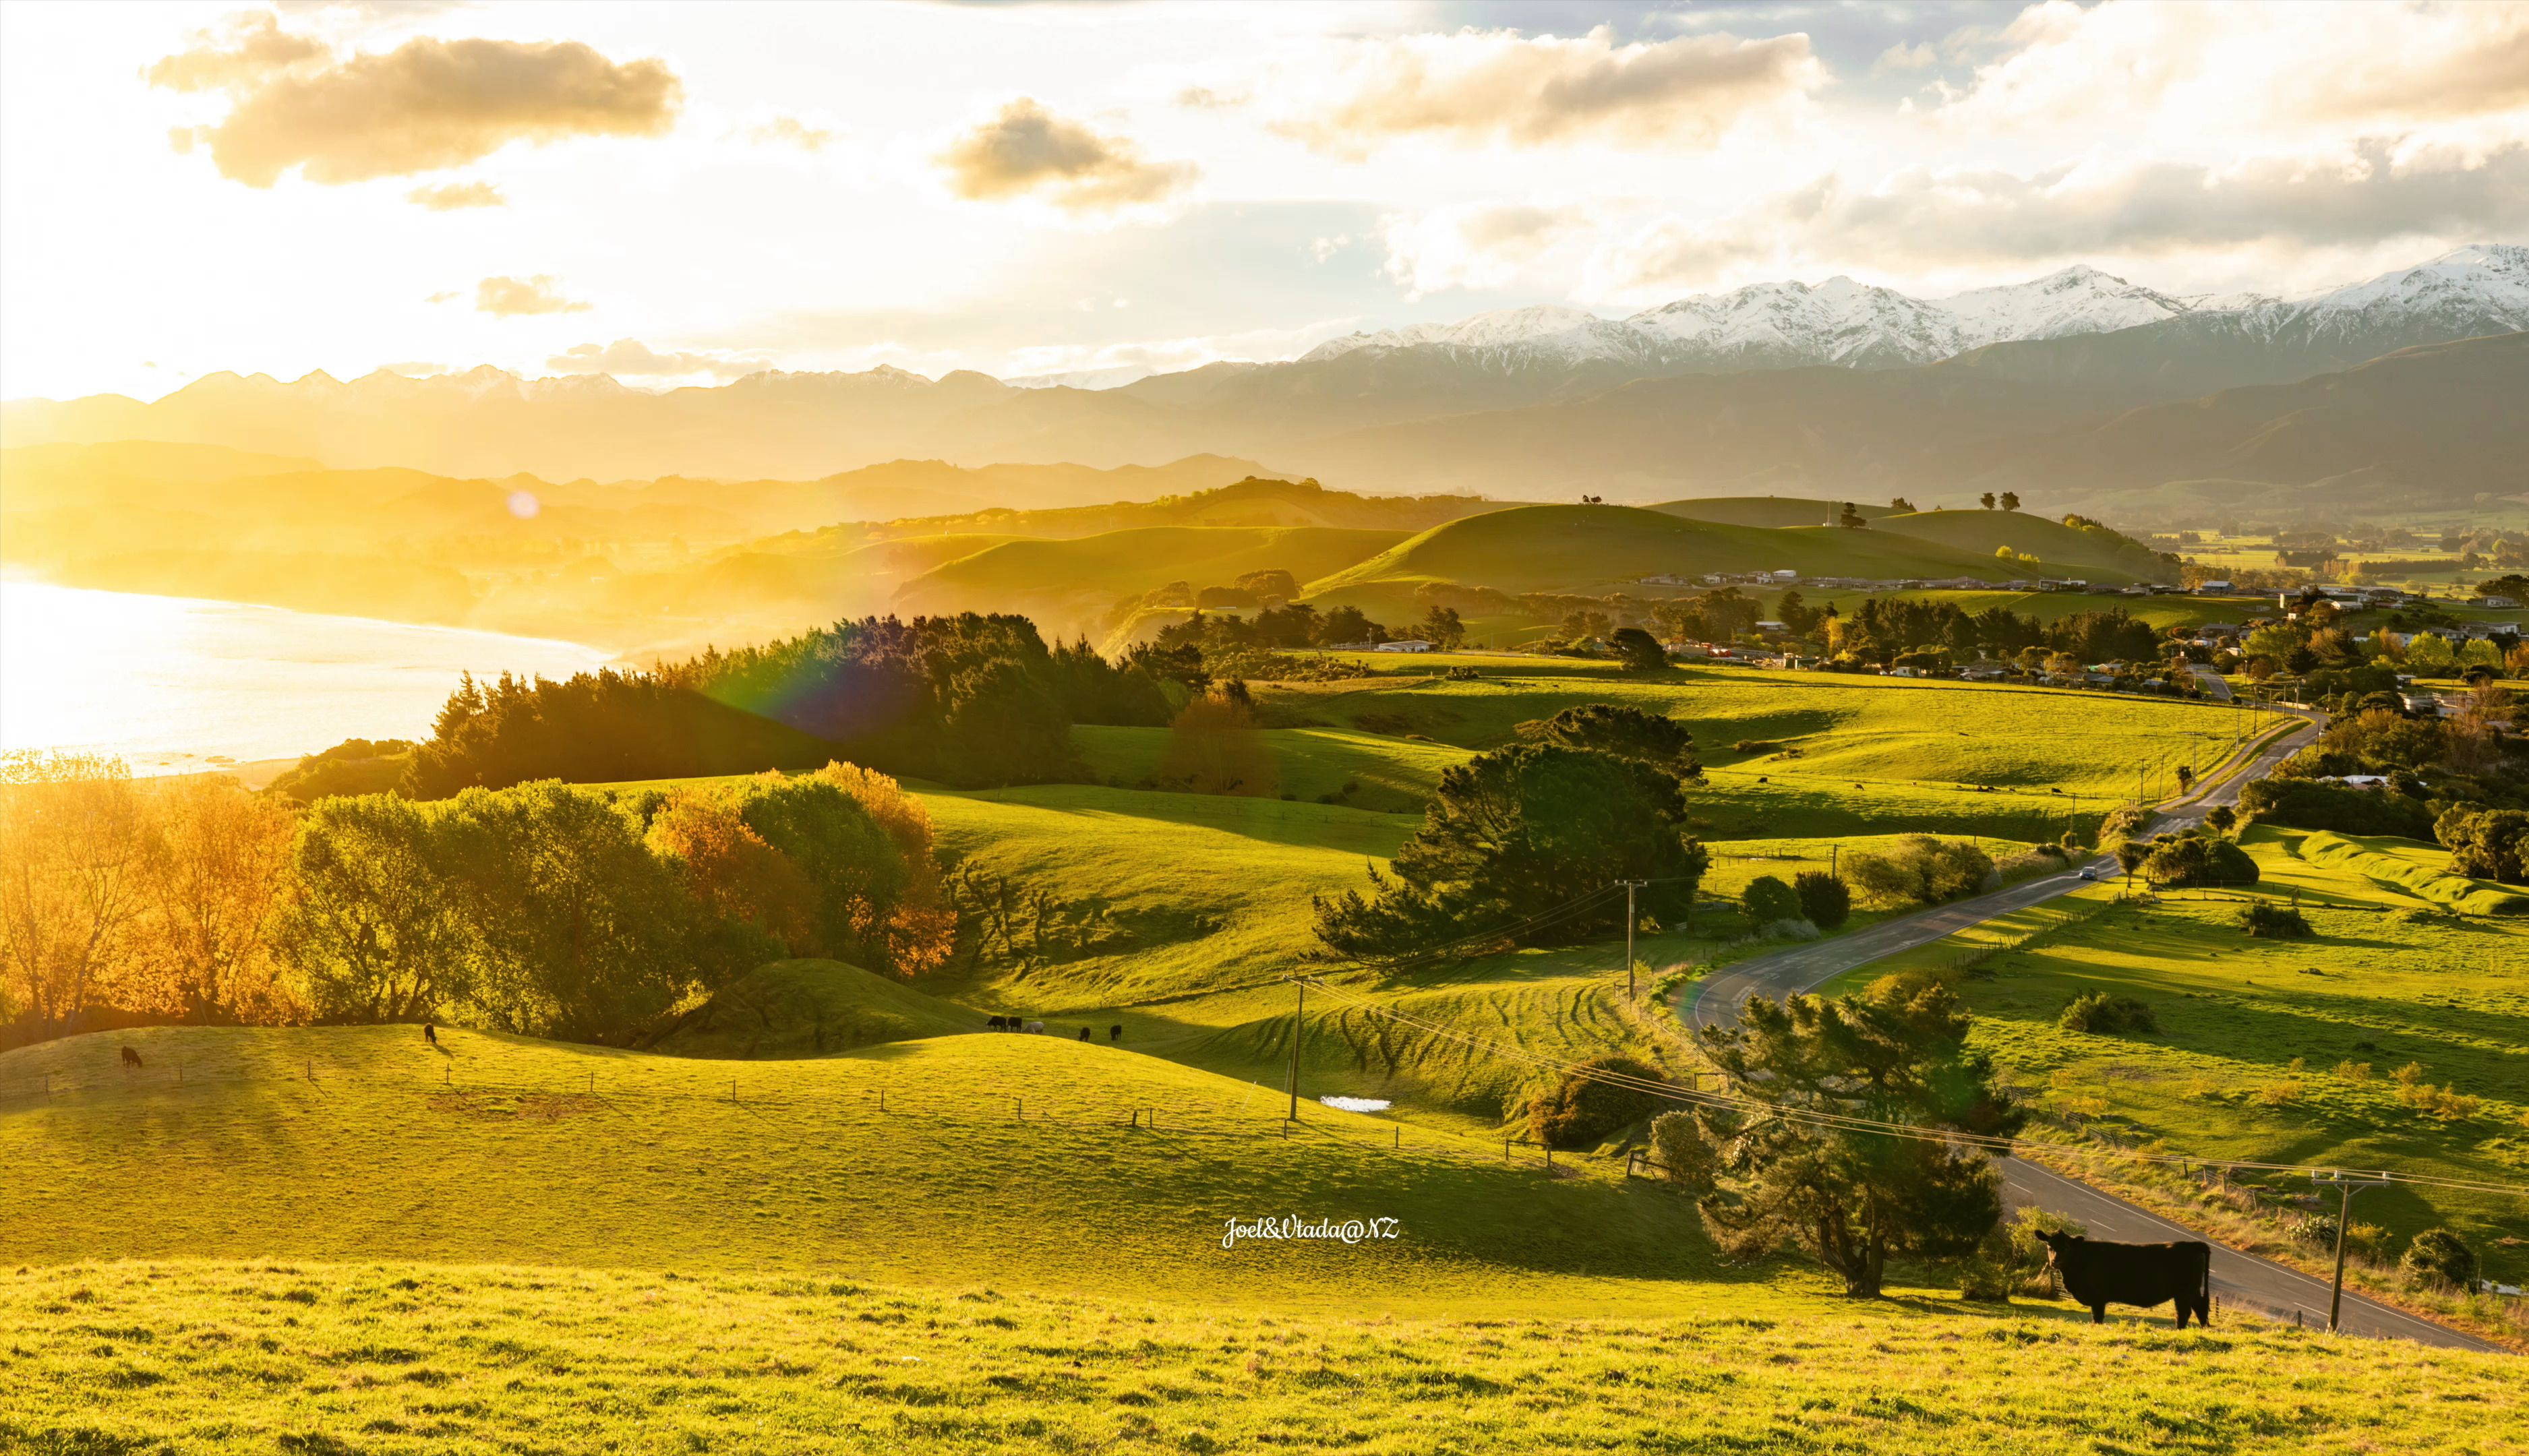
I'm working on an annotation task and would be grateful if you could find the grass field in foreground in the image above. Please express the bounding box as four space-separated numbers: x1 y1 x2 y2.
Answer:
0 1025 1739 1311
8 1261 2521 1456
1820 830 2529 1281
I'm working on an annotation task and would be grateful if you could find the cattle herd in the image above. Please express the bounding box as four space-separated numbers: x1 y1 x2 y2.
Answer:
984 1016 1123 1041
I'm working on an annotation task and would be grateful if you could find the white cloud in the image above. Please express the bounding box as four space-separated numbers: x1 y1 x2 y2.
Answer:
1272 24 1823 156
546 338 769 380
1379 203 1590 297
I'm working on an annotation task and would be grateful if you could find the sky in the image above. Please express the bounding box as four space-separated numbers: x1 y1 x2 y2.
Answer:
1 0 2524 400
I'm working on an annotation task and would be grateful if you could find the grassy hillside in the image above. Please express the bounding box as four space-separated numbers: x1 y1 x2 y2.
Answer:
1869 508 2172 583
649 959 982 1058
1305 504 2025 597
1258 666 2256 801
13 1261 2517 1456
1655 495 1896 529
1822 828 2529 1282
860 473 1519 542
0 1024 1719 1308
895 525 1406 634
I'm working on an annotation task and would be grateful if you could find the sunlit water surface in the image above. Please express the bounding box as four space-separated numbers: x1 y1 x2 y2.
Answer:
0 579 613 773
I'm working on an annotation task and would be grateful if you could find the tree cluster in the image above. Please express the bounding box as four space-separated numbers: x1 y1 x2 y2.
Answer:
1312 715 1708 963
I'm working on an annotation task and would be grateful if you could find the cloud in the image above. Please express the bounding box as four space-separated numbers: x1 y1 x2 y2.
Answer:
475 275 589 316
1939 0 2529 136
747 115 836 152
936 98 1196 212
1379 203 1590 297
1174 84 1248 110
546 339 768 380
406 179 504 210
1593 140 2529 292
1874 41 1938 73
150 24 681 186
1276 25 1822 156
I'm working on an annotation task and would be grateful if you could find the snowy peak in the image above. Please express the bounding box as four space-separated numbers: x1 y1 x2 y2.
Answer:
1294 244 2526 377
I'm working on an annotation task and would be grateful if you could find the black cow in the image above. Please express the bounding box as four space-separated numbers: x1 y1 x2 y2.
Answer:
986 1015 1008 1031
423 1023 438 1046
1077 1026 1092 1041
2035 1231 2212 1328
119 1045 144 1069
1109 1025 1123 1042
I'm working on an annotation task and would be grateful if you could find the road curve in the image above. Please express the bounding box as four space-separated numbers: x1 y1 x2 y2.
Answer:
1675 708 2505 1352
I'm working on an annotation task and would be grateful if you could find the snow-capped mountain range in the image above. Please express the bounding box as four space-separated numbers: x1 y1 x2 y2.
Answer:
1297 244 2529 375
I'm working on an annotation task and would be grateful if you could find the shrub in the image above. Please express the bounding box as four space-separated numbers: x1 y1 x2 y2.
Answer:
1528 1056 1668 1151
2058 992 2158 1035
1843 836 1997 907
1742 875 1801 924
2205 805 2238 834
1757 917 1821 942
1646 1110 1719 1194
2400 1228 2478 1290
2437 806 2529 884
2238 779 2437 839
2098 804 2151 845
2240 901 2313 938
1793 870 1851 929
2141 835 2260 887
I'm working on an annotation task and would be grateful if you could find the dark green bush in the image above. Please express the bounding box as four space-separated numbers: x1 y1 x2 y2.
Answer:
1794 870 1851 929
1528 1056 1667 1151
1742 875 1802 925
2400 1227 2478 1289
2238 779 2437 839
2058 992 2158 1035
2240 901 2313 938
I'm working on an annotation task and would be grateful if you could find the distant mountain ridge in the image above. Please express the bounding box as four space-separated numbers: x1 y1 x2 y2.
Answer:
1 246 2518 499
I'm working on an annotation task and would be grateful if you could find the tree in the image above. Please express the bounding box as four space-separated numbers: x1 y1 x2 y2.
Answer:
1795 870 1851 929
2400 1228 2478 1289
133 776 299 1025
2206 805 2237 834
1743 874 1801 926
1561 609 1613 641
1315 605 1385 646
1889 497 1916 512
1417 605 1467 650
1649 1109 1719 1192
1156 688 1278 798
2438 807 2529 884
1528 704 1699 779
1980 493 1996 510
1696 977 2021 1296
1233 569 1299 603
1838 502 1866 528
1843 836 1996 907
2113 839 2150 893
1313 745 1706 959
271 793 471 1025
0 752 150 1035
1611 626 1669 673
2174 764 2195 793
1999 492 2021 511
1529 1055 1666 1149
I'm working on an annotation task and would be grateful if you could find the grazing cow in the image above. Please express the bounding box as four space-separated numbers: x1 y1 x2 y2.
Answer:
1024 1020 1044 1034
2035 1231 2212 1328
986 1015 1007 1031
1109 1025 1123 1042
1077 1026 1092 1041
120 1045 144 1069
423 1023 438 1046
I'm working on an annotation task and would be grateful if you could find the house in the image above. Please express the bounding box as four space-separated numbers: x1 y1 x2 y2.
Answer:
1373 639 1435 653
2477 595 2522 609
2193 580 2234 594
2336 775 2390 789
1768 569 1799 582
1959 664 2011 681
1753 620 1788 634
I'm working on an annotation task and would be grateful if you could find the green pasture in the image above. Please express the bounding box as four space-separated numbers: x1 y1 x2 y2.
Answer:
12 1261 2516 1456
651 959 983 1059
0 1025 1719 1310
1257 667 2259 801
1821 830 2529 1277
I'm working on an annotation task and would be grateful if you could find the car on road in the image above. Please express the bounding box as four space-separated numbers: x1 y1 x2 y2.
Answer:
2077 868 2097 880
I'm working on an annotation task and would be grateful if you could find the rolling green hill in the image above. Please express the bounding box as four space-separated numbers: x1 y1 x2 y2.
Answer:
895 524 1406 634
1655 495 1897 529
862 473 1520 542
1304 504 2043 598
648 959 984 1058
1867 508 2173 582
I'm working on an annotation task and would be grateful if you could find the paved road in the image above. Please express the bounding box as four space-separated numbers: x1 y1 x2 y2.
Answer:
1676 710 2505 1352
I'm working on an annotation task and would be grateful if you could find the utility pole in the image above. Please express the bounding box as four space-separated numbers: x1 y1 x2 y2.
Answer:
1285 977 1305 1122
1619 880 1646 996
2313 1170 2389 1333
